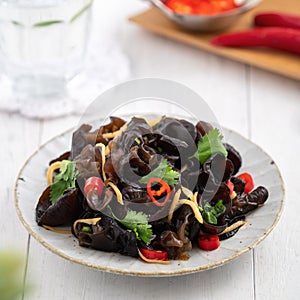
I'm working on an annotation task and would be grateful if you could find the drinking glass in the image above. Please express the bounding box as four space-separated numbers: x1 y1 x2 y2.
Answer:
0 0 92 101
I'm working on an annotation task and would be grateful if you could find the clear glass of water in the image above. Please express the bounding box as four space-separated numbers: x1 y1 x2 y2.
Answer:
0 0 92 101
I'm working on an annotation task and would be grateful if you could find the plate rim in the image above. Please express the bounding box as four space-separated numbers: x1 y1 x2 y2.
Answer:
14 125 285 277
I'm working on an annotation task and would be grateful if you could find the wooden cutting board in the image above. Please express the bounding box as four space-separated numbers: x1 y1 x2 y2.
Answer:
129 0 300 81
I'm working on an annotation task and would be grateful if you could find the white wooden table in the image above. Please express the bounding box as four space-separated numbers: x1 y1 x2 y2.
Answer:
1 1 299 299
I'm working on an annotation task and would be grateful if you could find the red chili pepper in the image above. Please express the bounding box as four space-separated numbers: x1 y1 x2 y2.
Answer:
140 248 168 260
198 234 220 251
236 172 254 194
147 178 171 207
226 180 234 196
210 27 300 56
255 12 300 30
84 177 104 196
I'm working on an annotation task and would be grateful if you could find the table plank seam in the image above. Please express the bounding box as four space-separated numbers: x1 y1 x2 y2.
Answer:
22 119 43 299
246 66 252 141
246 65 256 300
22 235 31 300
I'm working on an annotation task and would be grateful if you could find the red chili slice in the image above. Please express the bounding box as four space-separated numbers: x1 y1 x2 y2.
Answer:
84 177 104 197
147 178 171 207
198 235 220 251
237 172 254 194
140 248 168 261
227 180 234 196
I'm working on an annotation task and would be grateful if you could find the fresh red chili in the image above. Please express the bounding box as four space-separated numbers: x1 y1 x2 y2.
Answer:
237 172 254 194
84 177 104 197
198 234 220 251
226 180 234 196
211 27 300 56
147 178 171 207
254 12 300 30
165 0 238 16
140 248 168 260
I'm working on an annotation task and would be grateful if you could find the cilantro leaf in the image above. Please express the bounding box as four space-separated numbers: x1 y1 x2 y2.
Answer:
203 211 218 224
213 200 227 217
117 210 153 244
139 159 179 186
192 128 228 164
50 180 69 204
203 200 226 225
163 166 179 186
50 160 78 204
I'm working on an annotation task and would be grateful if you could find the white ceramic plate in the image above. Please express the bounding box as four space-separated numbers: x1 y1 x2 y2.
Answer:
14 127 284 277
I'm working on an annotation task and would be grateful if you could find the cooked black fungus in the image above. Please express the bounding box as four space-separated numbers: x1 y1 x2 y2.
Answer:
115 117 151 152
74 214 138 257
104 148 123 185
36 187 83 226
224 143 242 175
223 159 234 182
75 144 102 181
231 176 246 195
122 185 149 202
199 182 232 234
153 117 196 157
180 157 201 191
195 120 213 140
173 204 200 243
71 124 96 159
85 187 113 212
203 153 229 184
219 216 246 240
150 219 176 236
151 224 192 260
49 151 71 165
36 115 270 262
71 117 125 158
231 186 269 217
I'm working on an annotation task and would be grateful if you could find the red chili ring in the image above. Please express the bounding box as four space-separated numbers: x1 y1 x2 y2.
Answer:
146 178 171 207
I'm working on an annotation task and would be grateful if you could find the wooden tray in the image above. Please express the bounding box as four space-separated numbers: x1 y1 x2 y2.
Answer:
129 0 300 81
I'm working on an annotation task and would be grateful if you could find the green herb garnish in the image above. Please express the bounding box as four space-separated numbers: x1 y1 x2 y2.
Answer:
139 159 179 187
203 200 226 225
192 128 227 164
117 210 152 244
50 160 78 204
70 1 93 23
33 20 63 27
134 137 141 145
81 226 92 233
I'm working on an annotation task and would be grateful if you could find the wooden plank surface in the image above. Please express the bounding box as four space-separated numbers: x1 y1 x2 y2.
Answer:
129 0 300 81
249 69 300 300
0 113 41 299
